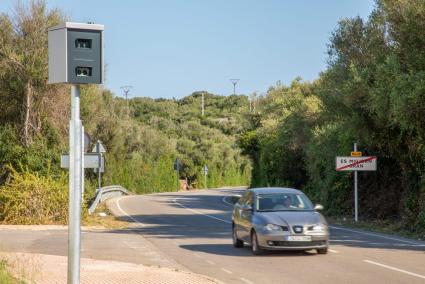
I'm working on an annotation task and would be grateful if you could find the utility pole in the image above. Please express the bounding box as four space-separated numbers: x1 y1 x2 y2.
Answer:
69 85 83 284
230 79 240 95
249 92 257 113
203 165 208 189
201 92 205 116
249 92 258 112
249 94 252 112
120 85 133 115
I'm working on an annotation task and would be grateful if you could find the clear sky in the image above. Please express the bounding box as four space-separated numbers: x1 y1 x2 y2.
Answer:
0 0 375 99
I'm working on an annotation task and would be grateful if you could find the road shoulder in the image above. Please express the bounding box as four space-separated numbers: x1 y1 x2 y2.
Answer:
1 252 222 284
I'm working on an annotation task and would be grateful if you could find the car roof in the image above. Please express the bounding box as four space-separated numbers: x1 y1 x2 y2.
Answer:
248 187 303 195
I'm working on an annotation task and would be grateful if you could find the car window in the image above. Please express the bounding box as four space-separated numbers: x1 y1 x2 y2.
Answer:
256 193 313 211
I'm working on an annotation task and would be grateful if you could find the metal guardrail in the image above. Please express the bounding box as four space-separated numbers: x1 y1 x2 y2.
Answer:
88 185 132 215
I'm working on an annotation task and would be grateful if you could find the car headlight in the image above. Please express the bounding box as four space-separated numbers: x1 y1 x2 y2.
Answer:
311 225 327 232
264 224 282 231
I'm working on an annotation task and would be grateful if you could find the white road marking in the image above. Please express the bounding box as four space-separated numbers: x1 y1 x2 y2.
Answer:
206 260 216 265
221 268 233 274
330 239 364 243
331 239 425 247
330 226 422 245
221 196 234 207
329 249 339 253
364 260 425 280
240 277 255 284
393 243 425 247
173 198 232 224
116 197 145 226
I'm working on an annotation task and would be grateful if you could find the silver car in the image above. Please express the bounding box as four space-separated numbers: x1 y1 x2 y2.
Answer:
232 187 329 255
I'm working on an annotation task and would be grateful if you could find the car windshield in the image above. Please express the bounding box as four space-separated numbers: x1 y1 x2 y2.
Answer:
256 193 314 212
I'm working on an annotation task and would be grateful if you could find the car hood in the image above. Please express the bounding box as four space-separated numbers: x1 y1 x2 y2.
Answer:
258 211 326 226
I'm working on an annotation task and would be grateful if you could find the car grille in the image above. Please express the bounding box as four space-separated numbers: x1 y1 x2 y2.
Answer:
292 226 303 233
269 240 327 247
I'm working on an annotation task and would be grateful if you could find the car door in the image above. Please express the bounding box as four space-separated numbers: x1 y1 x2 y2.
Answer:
239 191 254 241
233 191 249 239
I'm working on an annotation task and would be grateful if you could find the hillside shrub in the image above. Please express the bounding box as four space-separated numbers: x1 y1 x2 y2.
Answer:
0 166 68 224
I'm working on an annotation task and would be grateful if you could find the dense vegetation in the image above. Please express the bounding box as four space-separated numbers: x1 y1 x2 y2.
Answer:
239 0 425 233
0 1 250 224
83 90 252 192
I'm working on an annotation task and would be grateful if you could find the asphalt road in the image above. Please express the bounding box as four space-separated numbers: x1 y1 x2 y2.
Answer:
109 188 425 284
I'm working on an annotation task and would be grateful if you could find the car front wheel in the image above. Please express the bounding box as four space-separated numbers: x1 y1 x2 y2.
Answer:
251 231 264 255
317 247 328 254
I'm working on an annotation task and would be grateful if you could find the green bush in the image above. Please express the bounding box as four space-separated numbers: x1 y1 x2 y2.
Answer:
0 166 68 224
0 259 21 284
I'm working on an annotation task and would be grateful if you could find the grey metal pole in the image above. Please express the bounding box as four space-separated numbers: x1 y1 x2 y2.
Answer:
81 126 85 199
354 142 358 222
176 169 179 192
204 173 207 189
68 85 82 284
97 142 101 190
98 162 102 189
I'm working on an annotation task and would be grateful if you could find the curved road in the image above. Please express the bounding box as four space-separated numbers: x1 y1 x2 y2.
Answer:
109 188 425 284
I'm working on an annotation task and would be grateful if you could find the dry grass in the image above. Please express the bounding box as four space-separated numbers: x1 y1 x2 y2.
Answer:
0 253 42 284
83 203 129 229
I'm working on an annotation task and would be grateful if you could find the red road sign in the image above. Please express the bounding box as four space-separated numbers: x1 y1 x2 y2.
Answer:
336 156 377 171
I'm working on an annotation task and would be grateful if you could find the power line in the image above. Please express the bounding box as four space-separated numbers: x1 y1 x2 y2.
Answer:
230 79 240 95
120 85 133 115
120 85 133 101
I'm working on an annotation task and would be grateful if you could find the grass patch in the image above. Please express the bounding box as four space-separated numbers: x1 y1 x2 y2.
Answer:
83 203 129 229
0 260 24 284
329 216 425 241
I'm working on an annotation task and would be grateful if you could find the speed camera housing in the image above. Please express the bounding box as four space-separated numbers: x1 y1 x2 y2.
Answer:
48 22 104 84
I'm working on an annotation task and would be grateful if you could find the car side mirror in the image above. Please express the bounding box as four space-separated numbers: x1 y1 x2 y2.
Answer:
241 204 253 212
230 195 242 205
314 204 324 211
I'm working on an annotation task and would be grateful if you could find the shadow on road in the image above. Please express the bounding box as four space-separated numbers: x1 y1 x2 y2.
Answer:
109 211 231 240
156 193 237 211
179 243 318 257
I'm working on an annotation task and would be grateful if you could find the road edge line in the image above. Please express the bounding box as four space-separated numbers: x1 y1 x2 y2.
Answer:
221 196 234 207
115 196 145 226
329 226 421 245
363 260 425 280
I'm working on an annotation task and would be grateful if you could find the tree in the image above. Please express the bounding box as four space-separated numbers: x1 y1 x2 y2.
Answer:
0 0 65 146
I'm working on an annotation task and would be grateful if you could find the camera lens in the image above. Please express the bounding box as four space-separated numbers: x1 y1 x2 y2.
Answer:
76 67 92 77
